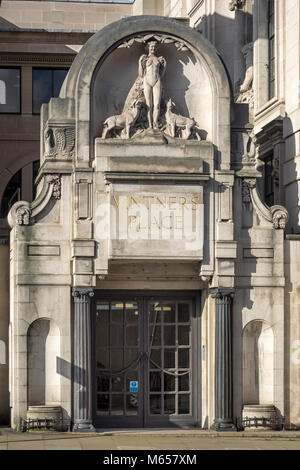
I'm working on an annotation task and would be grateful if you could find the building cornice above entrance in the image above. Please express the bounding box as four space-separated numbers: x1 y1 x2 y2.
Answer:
104 172 210 183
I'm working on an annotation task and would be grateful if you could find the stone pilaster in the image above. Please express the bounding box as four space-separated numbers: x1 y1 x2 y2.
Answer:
72 287 95 432
211 288 236 431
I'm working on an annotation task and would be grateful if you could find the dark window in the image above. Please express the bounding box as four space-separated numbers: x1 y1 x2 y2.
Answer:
0 170 22 218
0 160 40 218
0 68 21 113
264 153 274 207
268 0 275 100
32 68 68 114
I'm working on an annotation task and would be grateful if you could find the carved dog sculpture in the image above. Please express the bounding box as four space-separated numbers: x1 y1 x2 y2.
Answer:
101 100 143 139
165 99 201 140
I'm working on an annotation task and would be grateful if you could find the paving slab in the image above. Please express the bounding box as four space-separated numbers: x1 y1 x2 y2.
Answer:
1 427 300 450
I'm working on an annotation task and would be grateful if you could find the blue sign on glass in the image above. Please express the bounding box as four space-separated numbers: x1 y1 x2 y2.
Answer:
129 381 138 393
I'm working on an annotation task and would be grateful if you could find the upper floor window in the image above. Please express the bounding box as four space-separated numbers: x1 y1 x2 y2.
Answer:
0 68 21 114
268 0 275 100
32 68 68 114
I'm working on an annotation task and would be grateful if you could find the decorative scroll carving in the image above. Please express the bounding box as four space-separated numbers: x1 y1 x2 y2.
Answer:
165 99 201 140
228 0 245 11
46 175 61 200
8 174 62 228
16 206 31 226
44 126 75 159
271 206 289 230
118 33 190 53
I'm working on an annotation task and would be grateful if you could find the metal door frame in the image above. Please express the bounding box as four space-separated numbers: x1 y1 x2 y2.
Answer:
92 290 201 428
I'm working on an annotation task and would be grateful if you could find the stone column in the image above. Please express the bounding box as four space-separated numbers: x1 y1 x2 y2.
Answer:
211 288 236 431
72 287 95 432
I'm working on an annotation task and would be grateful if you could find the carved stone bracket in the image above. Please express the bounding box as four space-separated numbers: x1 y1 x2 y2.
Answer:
228 0 245 11
16 206 31 226
245 181 289 229
271 206 289 230
8 174 62 228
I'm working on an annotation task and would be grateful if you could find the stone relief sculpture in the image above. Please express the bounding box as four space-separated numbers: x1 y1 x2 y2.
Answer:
16 206 31 226
46 174 61 200
236 43 253 106
138 40 166 129
242 128 256 164
165 99 201 140
101 100 143 139
228 0 245 11
118 33 190 53
101 37 203 141
271 207 289 230
44 126 75 159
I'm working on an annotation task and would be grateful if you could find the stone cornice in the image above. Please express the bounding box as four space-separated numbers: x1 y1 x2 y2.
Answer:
0 30 93 44
0 52 75 66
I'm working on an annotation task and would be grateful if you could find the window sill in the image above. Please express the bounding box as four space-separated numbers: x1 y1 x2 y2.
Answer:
254 97 285 122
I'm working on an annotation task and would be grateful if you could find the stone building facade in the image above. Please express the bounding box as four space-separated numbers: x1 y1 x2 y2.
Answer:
0 0 299 431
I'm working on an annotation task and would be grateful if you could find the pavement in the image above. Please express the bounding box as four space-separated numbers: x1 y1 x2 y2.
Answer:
0 427 300 450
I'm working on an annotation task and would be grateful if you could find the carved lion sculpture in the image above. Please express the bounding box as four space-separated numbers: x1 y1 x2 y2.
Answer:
101 100 143 139
165 99 201 140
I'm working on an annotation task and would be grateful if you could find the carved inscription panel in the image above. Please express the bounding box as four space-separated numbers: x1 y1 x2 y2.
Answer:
95 185 204 260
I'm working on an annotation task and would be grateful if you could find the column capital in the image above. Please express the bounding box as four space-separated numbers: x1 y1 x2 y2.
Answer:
210 288 234 301
72 287 94 303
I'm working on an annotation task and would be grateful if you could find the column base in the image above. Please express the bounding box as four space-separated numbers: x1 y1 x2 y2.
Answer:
211 420 237 432
72 422 96 432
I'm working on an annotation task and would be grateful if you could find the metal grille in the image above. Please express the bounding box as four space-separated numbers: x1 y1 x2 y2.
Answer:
236 415 286 431
19 417 71 432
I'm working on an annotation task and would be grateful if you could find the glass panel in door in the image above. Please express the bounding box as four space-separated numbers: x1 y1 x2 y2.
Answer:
148 301 192 420
96 300 141 419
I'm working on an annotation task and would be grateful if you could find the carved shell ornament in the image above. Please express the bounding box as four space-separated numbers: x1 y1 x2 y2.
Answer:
101 36 203 141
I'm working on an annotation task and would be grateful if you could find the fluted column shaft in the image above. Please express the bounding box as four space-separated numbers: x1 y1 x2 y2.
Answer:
72 287 95 432
211 288 236 431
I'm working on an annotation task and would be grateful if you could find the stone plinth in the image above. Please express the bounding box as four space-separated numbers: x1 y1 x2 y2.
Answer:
27 405 62 420
242 405 278 430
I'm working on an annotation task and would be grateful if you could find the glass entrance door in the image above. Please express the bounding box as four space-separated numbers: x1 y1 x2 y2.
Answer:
146 300 192 426
94 294 198 428
95 299 143 427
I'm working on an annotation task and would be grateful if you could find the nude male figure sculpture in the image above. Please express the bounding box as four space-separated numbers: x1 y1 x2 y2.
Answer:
138 41 166 128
